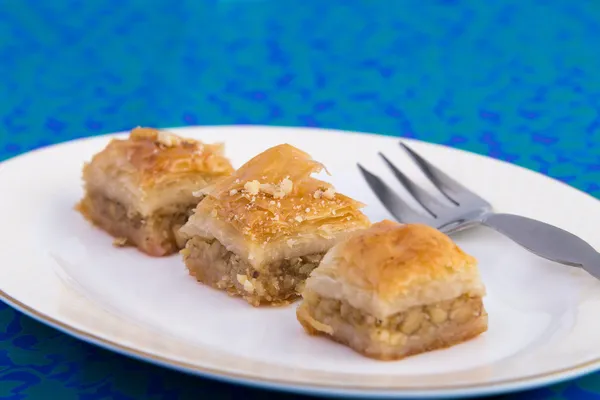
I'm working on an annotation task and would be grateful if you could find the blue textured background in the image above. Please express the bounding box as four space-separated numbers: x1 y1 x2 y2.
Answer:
1 0 600 398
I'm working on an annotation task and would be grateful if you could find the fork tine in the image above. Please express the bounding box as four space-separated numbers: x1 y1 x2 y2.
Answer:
399 142 485 205
378 152 448 217
357 164 431 224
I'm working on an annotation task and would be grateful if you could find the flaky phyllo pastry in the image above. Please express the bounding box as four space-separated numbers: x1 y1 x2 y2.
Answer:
77 127 234 257
297 220 488 360
179 144 371 306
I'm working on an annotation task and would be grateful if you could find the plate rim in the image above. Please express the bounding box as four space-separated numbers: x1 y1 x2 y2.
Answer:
2 124 598 207
1 124 600 398
2 286 598 399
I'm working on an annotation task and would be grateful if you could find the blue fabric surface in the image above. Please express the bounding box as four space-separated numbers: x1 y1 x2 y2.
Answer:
1 0 600 398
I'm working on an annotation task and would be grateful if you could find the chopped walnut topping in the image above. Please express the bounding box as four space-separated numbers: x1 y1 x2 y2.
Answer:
314 187 335 200
277 178 293 198
155 130 183 147
244 178 293 199
229 189 238 196
244 180 260 195
305 208 311 213
295 216 303 223
259 179 294 199
323 187 336 199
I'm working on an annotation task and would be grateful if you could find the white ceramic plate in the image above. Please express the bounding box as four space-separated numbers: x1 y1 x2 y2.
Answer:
1 126 600 399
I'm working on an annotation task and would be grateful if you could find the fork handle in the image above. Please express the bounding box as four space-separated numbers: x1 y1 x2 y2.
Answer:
481 213 600 280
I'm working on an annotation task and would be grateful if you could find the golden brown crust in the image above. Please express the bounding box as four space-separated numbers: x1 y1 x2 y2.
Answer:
326 220 476 298
83 127 234 190
305 220 485 318
180 144 371 268
80 127 234 216
193 144 367 243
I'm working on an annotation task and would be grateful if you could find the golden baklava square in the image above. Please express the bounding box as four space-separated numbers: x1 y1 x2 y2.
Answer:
77 127 234 256
297 220 488 360
179 144 371 306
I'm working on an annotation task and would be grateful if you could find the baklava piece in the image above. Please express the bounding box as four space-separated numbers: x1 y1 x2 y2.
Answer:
297 220 487 360
179 144 371 306
77 127 234 257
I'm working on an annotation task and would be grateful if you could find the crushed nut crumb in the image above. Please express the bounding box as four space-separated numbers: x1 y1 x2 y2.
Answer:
112 237 129 247
156 130 182 147
179 248 191 257
295 216 303 223
229 189 238 196
243 280 254 293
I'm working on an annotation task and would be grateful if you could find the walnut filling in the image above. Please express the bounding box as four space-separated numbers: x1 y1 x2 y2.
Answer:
298 291 487 360
181 236 325 306
78 192 194 256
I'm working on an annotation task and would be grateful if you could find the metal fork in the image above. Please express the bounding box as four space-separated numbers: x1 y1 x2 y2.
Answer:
358 142 600 280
